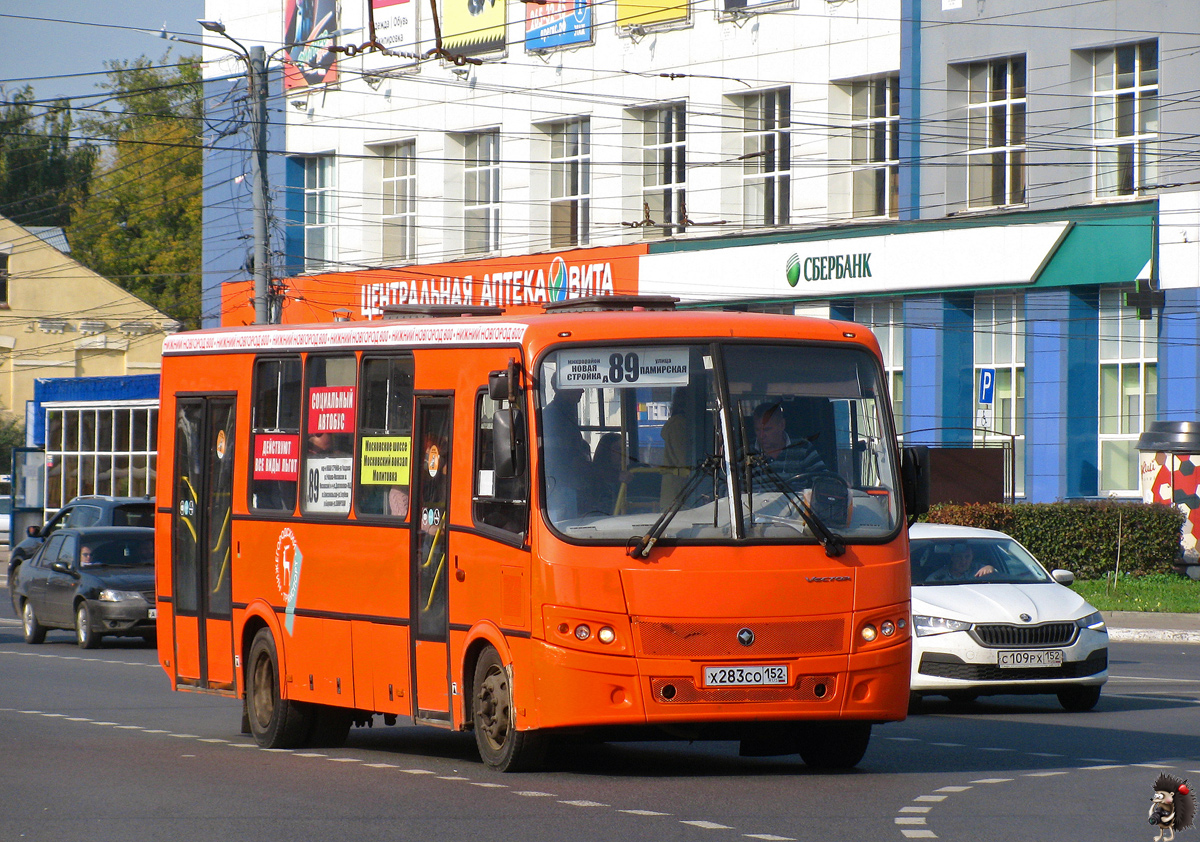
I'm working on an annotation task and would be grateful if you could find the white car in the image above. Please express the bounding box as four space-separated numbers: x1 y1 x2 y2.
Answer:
908 523 1108 711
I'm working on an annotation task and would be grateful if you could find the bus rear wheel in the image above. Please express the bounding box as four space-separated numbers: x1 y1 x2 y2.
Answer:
246 628 312 748
472 646 546 772
796 722 872 770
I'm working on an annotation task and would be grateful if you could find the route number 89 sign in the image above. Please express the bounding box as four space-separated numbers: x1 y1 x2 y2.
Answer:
555 347 690 389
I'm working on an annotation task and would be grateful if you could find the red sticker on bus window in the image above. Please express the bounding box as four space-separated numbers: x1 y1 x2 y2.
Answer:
308 386 356 434
254 434 300 480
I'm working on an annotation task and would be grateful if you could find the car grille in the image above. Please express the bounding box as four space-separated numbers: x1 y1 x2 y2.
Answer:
971 622 1077 648
918 649 1107 682
633 618 844 658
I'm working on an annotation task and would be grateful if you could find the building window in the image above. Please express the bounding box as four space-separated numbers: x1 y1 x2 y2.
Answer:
548 118 590 249
974 293 1025 496
641 103 687 237
850 77 900 219
380 142 416 261
464 131 501 255
303 155 336 272
963 56 1026 208
1099 285 1157 494
0 252 9 307
1093 42 1158 198
44 405 158 511
742 88 791 226
854 298 904 429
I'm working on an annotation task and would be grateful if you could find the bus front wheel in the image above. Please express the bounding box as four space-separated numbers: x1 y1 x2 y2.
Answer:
471 646 546 772
796 722 871 770
246 628 312 749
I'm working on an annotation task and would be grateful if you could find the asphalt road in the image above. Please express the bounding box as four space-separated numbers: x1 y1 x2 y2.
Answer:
1 582 1197 842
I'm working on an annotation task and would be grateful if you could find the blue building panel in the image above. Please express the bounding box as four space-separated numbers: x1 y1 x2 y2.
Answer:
1159 287 1200 421
30 375 160 447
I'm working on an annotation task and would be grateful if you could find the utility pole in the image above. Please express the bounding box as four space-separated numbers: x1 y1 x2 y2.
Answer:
248 45 271 325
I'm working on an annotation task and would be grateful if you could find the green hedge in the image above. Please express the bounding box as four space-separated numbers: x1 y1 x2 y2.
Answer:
923 501 1185 579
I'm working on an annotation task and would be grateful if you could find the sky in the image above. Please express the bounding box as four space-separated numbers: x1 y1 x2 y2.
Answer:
0 1 205 105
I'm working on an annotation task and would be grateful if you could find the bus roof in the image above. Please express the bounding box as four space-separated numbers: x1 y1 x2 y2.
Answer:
162 309 878 358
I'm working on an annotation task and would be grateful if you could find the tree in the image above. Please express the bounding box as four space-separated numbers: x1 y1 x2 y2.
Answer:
0 416 24 478
69 54 203 329
0 87 97 228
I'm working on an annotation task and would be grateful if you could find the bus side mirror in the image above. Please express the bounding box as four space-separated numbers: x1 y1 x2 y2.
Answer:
493 408 525 479
488 359 523 402
901 445 930 525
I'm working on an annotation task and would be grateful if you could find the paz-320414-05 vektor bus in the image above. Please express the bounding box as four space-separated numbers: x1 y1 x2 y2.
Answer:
154 296 928 771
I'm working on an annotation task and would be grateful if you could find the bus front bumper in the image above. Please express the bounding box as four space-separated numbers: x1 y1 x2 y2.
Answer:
526 639 910 731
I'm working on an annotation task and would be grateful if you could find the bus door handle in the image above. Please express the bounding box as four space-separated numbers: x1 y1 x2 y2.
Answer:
455 555 465 582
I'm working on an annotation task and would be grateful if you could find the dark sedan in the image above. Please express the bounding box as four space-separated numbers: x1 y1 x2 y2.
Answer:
12 527 156 649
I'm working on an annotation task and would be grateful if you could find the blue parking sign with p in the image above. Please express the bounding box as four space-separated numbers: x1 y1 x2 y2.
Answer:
978 368 996 405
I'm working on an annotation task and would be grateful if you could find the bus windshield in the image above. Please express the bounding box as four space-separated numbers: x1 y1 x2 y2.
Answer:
539 341 900 544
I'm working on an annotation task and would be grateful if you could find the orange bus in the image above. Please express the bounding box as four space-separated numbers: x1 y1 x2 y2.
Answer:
155 297 927 771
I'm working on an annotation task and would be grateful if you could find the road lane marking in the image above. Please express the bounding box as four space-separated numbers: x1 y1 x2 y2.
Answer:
900 807 931 813
900 831 936 838
621 810 671 816
682 820 734 830
914 795 947 802
560 800 608 807
895 817 927 825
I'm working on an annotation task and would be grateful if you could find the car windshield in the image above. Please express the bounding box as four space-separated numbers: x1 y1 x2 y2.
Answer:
538 341 901 544
911 537 1051 585
79 537 155 567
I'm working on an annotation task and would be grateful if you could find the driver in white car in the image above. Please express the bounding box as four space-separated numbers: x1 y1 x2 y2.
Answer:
926 542 996 582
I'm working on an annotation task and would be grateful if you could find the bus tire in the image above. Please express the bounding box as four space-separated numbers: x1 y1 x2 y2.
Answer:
306 705 353 747
472 645 546 772
246 628 312 748
796 722 871 770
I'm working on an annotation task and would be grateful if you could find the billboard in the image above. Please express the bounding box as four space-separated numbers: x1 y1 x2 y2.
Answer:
283 0 340 89
526 0 592 51
364 0 420 72
442 0 506 56
616 0 688 29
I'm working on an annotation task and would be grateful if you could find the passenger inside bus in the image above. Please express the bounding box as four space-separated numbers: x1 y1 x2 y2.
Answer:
542 378 593 520
591 432 632 515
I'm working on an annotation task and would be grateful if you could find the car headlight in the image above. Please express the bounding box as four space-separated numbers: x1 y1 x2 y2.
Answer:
912 615 971 637
99 589 145 603
1076 610 1106 631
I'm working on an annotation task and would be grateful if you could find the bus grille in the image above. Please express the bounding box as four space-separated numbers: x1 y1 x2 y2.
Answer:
633 618 844 658
971 623 1077 648
650 675 837 704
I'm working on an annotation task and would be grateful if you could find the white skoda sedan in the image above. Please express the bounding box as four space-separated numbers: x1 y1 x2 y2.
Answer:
908 523 1108 712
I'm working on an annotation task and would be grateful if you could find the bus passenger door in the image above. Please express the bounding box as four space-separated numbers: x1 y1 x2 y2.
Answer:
410 397 453 723
170 395 237 693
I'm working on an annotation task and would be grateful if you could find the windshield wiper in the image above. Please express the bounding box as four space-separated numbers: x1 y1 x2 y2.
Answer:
630 455 722 559
745 455 845 558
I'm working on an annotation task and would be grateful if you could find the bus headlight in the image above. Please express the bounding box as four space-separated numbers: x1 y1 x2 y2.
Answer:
574 624 591 641
597 626 616 644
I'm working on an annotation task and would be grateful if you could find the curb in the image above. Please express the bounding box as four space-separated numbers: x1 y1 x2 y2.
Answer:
1107 627 1200 645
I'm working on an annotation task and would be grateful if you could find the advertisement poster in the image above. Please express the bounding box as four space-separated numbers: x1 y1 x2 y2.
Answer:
308 386 357 434
442 0 506 56
253 434 300 480
526 0 592 51
616 0 687 29
284 0 340 89
364 0 420 71
360 436 412 484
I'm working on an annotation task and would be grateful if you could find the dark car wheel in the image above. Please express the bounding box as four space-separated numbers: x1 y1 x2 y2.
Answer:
22 600 47 645
796 721 872 770
1057 685 1101 712
8 570 20 615
75 602 101 649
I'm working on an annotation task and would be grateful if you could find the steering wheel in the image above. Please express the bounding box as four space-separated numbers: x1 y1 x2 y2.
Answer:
787 471 852 526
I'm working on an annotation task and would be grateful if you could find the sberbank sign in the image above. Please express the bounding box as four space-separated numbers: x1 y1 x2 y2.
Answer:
785 252 873 286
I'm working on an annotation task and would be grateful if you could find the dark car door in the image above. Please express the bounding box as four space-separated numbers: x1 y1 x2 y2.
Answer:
20 534 63 620
43 534 79 626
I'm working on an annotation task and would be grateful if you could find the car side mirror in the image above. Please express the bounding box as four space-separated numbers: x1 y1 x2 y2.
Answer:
50 561 79 578
901 445 930 525
1051 569 1075 585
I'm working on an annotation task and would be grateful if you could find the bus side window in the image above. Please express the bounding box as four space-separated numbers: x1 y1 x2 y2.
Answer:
250 357 302 513
473 389 528 540
355 355 414 519
302 355 357 517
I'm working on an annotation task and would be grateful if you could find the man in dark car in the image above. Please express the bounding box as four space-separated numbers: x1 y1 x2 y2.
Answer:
12 526 157 649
